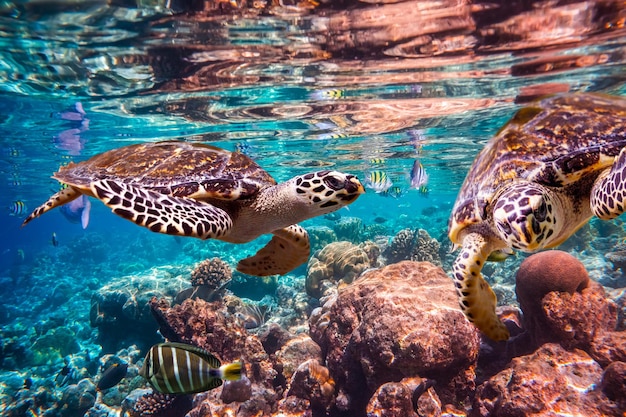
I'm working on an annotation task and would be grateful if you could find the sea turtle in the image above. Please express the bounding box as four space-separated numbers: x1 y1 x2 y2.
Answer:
448 93 626 341
23 141 364 276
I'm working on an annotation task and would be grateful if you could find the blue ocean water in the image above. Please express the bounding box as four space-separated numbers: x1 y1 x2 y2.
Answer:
0 0 625 415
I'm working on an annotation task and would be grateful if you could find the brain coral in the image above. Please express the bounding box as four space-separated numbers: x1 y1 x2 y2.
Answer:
306 241 374 298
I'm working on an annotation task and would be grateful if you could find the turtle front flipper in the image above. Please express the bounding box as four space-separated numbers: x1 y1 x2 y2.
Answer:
591 147 626 220
91 179 233 239
22 186 82 226
453 232 510 341
237 224 310 276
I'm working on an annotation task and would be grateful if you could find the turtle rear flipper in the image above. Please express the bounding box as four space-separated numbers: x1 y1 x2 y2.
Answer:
237 224 310 276
91 179 233 239
591 147 626 220
22 186 82 226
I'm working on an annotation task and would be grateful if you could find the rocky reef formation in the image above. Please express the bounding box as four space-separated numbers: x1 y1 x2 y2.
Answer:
310 261 480 415
474 343 619 416
89 266 190 352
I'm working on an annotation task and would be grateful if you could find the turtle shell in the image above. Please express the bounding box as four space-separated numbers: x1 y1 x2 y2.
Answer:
449 93 626 242
54 141 277 200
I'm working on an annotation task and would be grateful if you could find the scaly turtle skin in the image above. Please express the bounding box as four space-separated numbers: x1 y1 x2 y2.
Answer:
23 141 365 276
448 93 626 341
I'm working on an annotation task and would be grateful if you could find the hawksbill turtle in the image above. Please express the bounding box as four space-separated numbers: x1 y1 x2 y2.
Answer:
23 141 364 276
448 93 626 341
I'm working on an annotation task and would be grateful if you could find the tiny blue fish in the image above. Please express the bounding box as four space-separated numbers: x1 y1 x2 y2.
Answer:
366 170 393 193
410 160 429 194
9 200 27 216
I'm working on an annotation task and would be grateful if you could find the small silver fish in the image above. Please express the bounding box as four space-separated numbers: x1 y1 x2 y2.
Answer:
410 160 429 194
366 170 393 193
140 342 242 394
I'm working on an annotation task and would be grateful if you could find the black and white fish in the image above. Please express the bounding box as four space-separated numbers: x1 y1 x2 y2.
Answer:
366 170 393 193
409 160 429 194
140 342 242 394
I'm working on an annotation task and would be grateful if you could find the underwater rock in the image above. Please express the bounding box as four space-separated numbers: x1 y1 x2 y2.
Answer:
309 261 479 415
284 359 335 413
305 241 373 298
59 378 97 416
221 374 252 403
259 323 293 355
276 334 323 381
473 343 620 416
366 381 418 417
90 266 189 352
383 228 441 266
31 326 81 365
605 242 626 272
600 361 626 409
590 328 626 366
540 282 619 362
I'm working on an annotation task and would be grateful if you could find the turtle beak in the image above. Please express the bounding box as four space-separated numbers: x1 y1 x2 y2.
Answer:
346 176 365 195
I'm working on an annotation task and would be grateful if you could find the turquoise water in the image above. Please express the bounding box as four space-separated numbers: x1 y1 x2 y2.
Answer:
1 1 626 416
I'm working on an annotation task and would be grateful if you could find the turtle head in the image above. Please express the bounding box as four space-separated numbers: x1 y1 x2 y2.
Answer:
292 170 364 214
492 182 559 251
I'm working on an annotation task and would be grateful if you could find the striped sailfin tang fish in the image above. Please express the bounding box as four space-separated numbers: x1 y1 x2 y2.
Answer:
139 342 242 394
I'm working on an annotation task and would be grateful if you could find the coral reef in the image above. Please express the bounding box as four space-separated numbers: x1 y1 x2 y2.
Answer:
305 241 375 298
309 261 480 415
282 359 335 414
190 257 232 288
89 266 189 352
473 343 620 416
383 228 441 266
332 217 363 242
307 226 338 253
515 250 590 346
122 389 193 417
175 257 232 304
148 297 281 416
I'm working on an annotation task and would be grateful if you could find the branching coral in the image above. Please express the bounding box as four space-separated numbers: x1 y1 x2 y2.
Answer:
122 390 192 417
190 257 232 289
383 228 441 266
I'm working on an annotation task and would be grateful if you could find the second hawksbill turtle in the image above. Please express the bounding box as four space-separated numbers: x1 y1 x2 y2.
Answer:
448 93 626 341
22 141 365 276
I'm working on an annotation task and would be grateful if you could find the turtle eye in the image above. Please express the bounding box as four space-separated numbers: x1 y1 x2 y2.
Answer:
324 176 343 190
534 200 547 222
